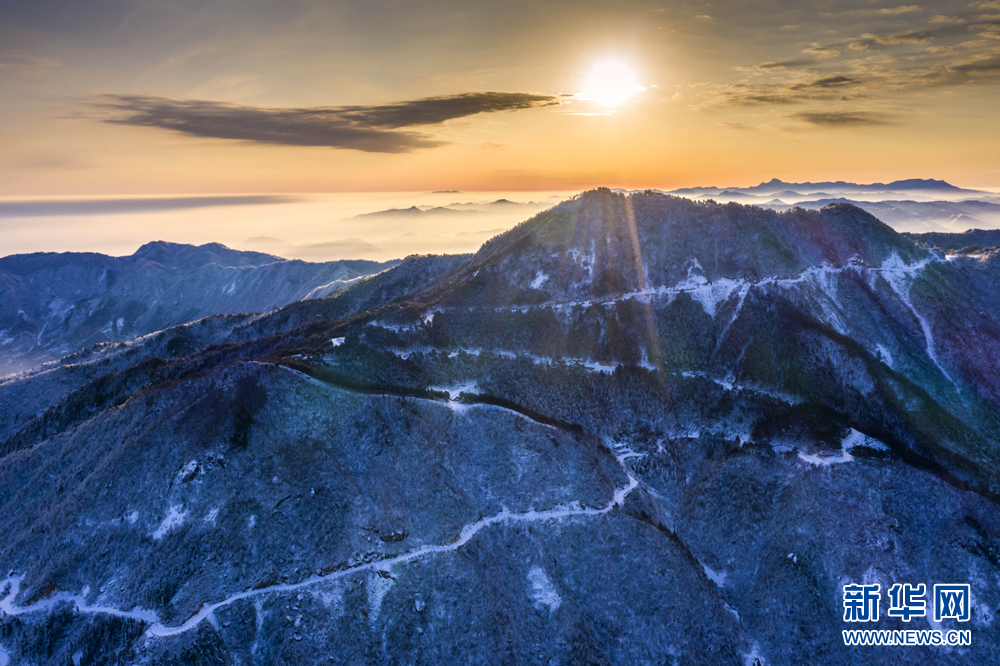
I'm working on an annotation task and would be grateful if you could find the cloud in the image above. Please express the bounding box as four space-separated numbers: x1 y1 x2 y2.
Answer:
948 55 1000 74
708 73 868 107
678 3 1000 118
90 92 561 153
804 45 841 58
791 75 862 90
875 31 933 44
721 91 800 106
334 92 563 128
0 55 60 77
735 59 817 72
0 195 298 218
293 238 386 261
791 111 895 127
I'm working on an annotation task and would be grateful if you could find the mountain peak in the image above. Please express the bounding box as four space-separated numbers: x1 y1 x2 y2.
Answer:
885 178 958 190
133 240 281 267
458 189 924 306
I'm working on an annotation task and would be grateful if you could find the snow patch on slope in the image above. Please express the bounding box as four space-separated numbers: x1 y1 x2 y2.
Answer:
430 382 478 400
876 344 894 368
702 563 728 587
673 260 746 318
798 450 854 466
152 505 187 540
367 571 394 623
842 428 889 452
527 566 562 612
877 253 953 384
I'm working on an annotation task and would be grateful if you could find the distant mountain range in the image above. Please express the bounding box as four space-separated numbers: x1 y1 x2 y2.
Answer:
351 199 546 220
670 177 988 197
0 241 395 375
2 191 1000 663
657 179 1000 233
354 205 479 220
241 199 549 261
765 198 1000 232
750 177 979 194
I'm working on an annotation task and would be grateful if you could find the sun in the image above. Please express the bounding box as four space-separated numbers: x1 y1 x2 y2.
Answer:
582 60 644 108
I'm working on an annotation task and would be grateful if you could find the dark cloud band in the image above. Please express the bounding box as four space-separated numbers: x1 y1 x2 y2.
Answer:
790 111 895 127
91 92 561 153
0 195 297 218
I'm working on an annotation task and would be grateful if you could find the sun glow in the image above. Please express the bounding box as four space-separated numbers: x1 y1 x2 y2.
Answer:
582 60 644 108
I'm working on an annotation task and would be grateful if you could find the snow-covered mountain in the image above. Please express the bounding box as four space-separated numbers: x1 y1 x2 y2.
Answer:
0 241 396 376
1 191 999 664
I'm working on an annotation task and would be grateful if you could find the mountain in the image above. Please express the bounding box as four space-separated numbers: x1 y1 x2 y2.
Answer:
0 241 396 376
905 229 1000 251
352 200 547 219
764 198 1000 233
668 178 993 204
353 206 475 220
740 177 983 195
446 199 546 212
1 191 999 664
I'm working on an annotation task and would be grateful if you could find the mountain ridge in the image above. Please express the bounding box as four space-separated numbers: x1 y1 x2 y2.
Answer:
668 177 992 200
752 177 969 192
0 241 397 376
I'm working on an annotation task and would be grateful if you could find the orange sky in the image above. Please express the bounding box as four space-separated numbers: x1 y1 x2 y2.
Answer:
1 0 998 196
